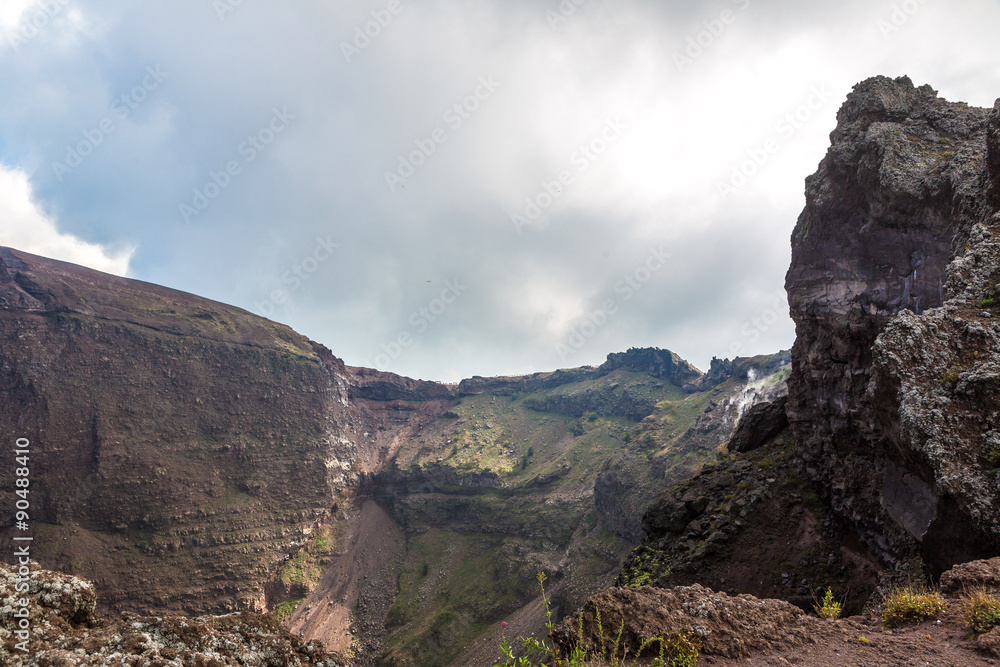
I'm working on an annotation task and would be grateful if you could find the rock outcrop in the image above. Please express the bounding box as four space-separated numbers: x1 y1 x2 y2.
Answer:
457 347 703 397
785 75 1000 571
0 563 348 666
552 584 819 660
727 396 789 453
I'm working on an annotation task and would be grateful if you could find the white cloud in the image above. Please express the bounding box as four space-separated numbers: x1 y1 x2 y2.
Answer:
0 165 132 275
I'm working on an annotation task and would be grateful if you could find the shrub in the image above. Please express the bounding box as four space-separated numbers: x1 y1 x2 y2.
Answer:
587 411 599 422
442 410 460 419
814 587 842 620
963 587 1000 635
881 586 946 628
981 298 997 308
636 633 701 667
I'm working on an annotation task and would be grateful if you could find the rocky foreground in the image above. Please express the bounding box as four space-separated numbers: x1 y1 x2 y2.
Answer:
556 558 1000 666
0 563 348 666
11 555 1000 666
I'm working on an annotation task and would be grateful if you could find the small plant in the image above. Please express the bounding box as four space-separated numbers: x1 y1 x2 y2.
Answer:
421 561 430 577
986 448 1000 469
937 136 952 144
587 411 599 422
521 453 530 469
963 587 1000 635
442 410 460 419
814 587 842 620
942 369 961 386
858 635 870 645
981 298 997 308
881 586 947 628
635 633 701 667
528 446 534 457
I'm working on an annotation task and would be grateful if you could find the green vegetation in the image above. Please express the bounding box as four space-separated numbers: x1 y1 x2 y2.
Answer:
276 526 334 589
273 598 302 623
963 587 1000 635
620 547 670 588
942 369 961 386
814 588 843 620
881 586 946 628
384 532 540 667
986 448 1000 471
380 362 790 664
980 298 997 308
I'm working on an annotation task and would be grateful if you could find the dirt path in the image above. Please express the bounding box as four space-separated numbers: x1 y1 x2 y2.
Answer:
287 498 404 666
703 605 999 667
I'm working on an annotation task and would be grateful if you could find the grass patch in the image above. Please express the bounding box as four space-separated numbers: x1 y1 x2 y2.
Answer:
963 587 1000 636
273 598 302 623
880 586 946 628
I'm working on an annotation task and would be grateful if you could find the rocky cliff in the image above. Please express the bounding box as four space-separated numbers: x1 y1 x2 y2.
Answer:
785 75 1000 571
0 247 357 615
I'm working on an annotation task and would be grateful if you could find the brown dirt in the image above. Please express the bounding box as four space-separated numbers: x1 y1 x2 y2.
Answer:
287 498 404 665
702 606 999 666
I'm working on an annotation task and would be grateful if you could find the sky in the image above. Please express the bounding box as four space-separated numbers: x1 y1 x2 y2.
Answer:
0 0 998 382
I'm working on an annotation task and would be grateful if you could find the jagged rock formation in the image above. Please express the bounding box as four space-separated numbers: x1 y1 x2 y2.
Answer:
0 563 347 666
785 75 1000 571
728 396 789 453
457 347 703 398
0 248 356 615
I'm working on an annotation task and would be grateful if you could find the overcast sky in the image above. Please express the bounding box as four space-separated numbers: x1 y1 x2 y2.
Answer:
1 0 998 381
